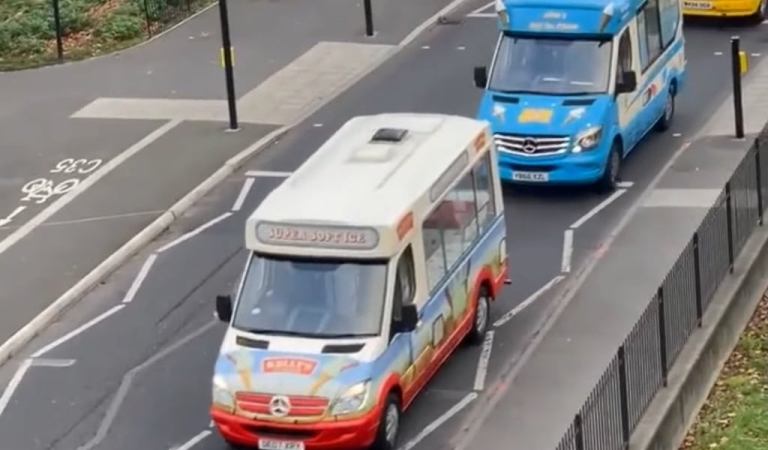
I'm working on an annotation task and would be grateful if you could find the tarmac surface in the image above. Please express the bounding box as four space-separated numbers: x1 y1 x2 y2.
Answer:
1 4 768 450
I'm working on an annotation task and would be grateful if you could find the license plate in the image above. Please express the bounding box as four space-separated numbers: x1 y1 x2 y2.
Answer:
683 0 711 9
512 171 549 182
258 439 305 450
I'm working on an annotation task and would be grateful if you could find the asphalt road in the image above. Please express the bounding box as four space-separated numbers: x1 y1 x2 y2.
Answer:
0 0 456 352
1 8 767 450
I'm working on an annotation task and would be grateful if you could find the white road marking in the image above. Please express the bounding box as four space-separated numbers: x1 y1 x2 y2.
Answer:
31 304 126 358
473 330 494 391
0 359 32 417
0 206 27 227
313 123 323 127
171 430 212 450
399 392 478 450
421 45 431 49
457 46 466 50
231 177 255 212
244 170 292 178
561 229 573 273
50 158 103 175
616 181 634 188
31 358 76 367
77 320 217 450
467 0 494 15
493 275 566 328
0 120 181 257
122 254 158 303
673 132 682 137
466 12 497 17
714 51 723 56
752 53 762 57
569 188 627 229
156 212 233 254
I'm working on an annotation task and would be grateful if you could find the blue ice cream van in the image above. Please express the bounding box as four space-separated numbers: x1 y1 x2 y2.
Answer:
473 0 686 190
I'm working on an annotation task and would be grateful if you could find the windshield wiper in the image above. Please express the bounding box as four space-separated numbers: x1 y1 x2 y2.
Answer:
241 328 323 337
492 89 550 95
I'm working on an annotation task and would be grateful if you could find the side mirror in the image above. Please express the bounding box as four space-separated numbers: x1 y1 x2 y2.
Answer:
474 66 488 88
216 295 232 322
399 304 419 332
615 71 637 94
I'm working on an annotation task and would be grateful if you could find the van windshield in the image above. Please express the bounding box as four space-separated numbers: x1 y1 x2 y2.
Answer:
489 34 612 95
232 253 388 338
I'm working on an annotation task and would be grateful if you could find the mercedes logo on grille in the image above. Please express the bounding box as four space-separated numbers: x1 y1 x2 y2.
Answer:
269 395 291 417
522 138 537 154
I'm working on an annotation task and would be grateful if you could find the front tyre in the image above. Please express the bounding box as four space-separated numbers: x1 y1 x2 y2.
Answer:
655 87 675 132
596 142 622 193
370 394 401 450
466 288 491 345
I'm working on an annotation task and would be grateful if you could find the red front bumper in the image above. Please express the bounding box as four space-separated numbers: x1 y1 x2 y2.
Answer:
211 407 380 450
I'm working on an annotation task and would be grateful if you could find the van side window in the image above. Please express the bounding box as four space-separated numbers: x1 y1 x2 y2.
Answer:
472 153 497 233
423 169 478 291
658 0 679 47
637 0 664 71
391 245 416 322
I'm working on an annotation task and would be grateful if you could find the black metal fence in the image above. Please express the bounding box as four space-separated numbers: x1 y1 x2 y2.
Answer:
555 128 768 450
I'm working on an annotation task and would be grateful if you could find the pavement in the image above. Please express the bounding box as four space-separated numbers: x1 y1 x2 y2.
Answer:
2 7 767 450
0 0 461 352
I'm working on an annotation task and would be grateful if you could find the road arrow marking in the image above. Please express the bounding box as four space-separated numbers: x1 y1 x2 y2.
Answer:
0 206 27 227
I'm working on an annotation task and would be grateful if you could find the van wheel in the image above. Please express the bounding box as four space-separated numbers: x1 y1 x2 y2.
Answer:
370 394 401 450
753 0 767 22
655 88 675 132
466 288 491 345
596 142 621 193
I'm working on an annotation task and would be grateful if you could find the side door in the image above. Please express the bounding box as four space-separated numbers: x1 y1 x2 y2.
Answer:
390 245 432 402
614 24 643 152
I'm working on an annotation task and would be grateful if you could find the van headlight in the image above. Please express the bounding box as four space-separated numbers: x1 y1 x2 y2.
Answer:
212 374 235 412
573 126 602 152
330 381 370 416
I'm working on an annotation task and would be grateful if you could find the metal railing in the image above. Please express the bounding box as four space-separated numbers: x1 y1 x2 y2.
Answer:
555 129 768 450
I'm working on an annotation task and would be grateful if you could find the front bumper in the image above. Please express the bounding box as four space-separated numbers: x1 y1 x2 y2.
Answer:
496 149 608 185
683 0 761 17
211 407 380 450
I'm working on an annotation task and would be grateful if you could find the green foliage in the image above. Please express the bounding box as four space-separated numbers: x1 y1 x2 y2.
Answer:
94 11 142 41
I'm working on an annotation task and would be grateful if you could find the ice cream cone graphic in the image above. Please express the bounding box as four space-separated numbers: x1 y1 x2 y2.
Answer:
309 358 350 396
227 351 254 391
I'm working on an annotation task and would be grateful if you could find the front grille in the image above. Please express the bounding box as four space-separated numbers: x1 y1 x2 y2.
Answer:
494 133 570 156
236 392 330 417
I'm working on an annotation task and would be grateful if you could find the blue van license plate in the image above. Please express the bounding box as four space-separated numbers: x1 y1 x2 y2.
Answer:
512 171 549 182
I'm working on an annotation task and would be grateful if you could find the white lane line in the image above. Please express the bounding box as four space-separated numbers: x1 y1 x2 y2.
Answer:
156 212 232 254
616 181 634 188
244 170 292 178
41 210 165 227
231 177 255 212
561 229 573 273
171 430 212 450
32 358 76 367
466 12 497 17
122 254 158 303
0 359 33 417
493 275 566 328
0 120 181 257
569 188 628 229
77 320 217 450
468 0 493 14
399 392 478 450
31 304 126 358
473 330 494 391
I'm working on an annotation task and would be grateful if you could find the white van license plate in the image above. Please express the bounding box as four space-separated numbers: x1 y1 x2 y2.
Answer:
512 171 549 182
683 1 711 9
258 439 305 450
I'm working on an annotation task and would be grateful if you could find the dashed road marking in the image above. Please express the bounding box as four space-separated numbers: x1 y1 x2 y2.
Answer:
561 229 573 273
244 170 292 178
473 330 494 391
122 254 158 303
231 177 255 212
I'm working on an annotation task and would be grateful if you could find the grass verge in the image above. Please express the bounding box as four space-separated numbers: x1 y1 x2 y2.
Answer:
0 0 214 71
680 290 768 449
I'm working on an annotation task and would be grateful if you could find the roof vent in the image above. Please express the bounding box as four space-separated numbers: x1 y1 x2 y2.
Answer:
371 127 408 143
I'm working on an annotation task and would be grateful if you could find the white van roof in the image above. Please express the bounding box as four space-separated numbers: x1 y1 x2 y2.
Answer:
245 113 491 258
